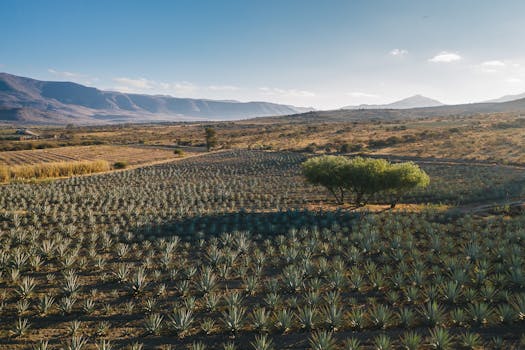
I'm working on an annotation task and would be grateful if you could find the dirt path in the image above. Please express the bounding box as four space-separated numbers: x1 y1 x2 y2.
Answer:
445 199 525 216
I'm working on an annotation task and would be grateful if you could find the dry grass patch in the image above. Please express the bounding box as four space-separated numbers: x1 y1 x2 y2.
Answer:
1 160 110 182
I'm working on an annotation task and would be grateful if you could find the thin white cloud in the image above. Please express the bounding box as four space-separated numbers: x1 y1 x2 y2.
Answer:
111 77 197 95
346 92 379 98
481 60 505 67
428 51 462 63
208 85 239 91
48 68 86 78
505 77 522 84
259 87 316 97
169 82 197 95
113 77 153 90
477 60 507 73
48 68 99 86
389 48 408 57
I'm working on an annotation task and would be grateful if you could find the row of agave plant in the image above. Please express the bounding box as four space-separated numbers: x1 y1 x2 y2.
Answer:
0 150 522 241
1 206 524 349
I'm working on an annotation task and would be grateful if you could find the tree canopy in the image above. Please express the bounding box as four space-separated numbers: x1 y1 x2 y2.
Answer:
204 127 217 151
302 155 429 207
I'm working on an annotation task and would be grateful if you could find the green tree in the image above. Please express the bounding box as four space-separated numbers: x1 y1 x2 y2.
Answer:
302 156 429 208
204 127 217 151
385 162 430 208
342 157 391 207
302 155 349 204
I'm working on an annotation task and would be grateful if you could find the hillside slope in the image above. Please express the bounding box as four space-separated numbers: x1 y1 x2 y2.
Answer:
0 72 312 124
342 94 445 110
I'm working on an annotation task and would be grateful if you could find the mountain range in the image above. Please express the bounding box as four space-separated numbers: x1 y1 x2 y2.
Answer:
2 72 525 125
260 97 525 124
0 73 312 125
342 94 445 110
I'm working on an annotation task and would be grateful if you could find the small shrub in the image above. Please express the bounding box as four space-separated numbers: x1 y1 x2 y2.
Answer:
113 161 128 169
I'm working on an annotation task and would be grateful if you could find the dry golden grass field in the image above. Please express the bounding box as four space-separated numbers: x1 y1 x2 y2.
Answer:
0 145 189 167
2 113 523 165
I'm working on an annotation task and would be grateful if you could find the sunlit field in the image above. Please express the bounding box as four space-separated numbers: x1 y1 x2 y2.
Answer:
1 150 524 349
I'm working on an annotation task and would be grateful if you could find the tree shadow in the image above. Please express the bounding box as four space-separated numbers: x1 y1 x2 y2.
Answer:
132 208 361 241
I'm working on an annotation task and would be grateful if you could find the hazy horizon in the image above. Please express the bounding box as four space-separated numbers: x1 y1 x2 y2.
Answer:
2 0 525 109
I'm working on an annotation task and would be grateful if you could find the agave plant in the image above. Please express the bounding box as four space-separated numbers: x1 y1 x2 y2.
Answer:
58 296 76 315
490 336 505 350
128 342 144 350
189 342 207 350
373 333 393 350
459 332 483 350
244 274 260 295
428 328 454 350
369 304 394 329
61 336 89 350
274 308 294 333
440 281 462 304
95 321 110 337
143 298 157 314
511 293 525 320
32 340 50 350
467 302 493 326
399 331 423 350
143 313 163 336
15 276 37 300
348 308 365 330
66 320 82 336
251 334 274 350
196 267 218 295
168 308 194 338
222 342 237 350
309 331 337 350
222 306 246 337
343 338 362 350
62 270 82 296
297 306 317 331
420 301 446 327
397 307 416 328
321 304 344 331
496 303 515 324
200 318 215 335
263 292 281 310
11 318 30 337
82 298 96 315
450 307 467 327
16 299 30 315
96 340 113 350
204 293 220 312
251 307 271 333
130 267 149 296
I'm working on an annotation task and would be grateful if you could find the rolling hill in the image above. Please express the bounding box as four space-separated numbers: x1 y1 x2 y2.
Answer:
0 72 313 125
484 92 525 103
256 97 525 124
342 94 445 110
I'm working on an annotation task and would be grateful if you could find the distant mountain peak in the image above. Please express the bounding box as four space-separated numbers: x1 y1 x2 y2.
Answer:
342 94 444 110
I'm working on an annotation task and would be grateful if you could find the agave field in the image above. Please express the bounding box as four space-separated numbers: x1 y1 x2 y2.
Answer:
0 150 524 349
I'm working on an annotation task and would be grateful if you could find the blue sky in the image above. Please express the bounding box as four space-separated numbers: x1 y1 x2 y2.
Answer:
1 0 525 109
